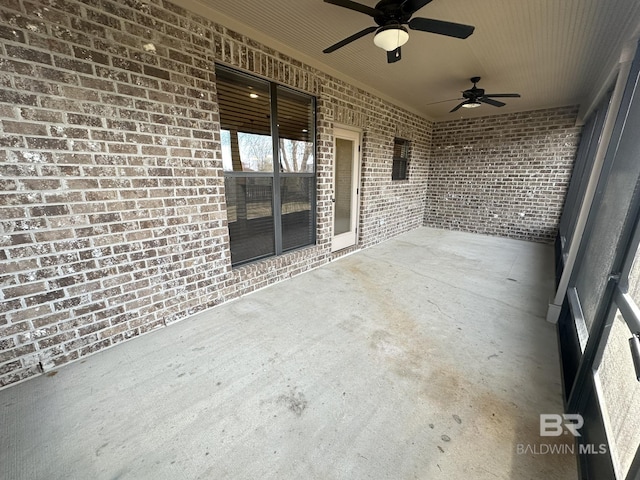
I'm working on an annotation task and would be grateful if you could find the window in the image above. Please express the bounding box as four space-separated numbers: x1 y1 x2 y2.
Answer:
392 137 409 180
216 65 316 266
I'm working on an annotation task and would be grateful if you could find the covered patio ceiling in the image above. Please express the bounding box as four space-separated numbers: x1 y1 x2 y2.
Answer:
185 0 640 121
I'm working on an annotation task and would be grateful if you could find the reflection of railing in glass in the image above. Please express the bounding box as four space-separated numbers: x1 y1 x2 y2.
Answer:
225 178 274 223
281 177 312 215
281 177 313 251
245 184 272 202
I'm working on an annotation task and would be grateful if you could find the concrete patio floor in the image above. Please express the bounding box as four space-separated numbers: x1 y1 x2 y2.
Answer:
0 227 576 479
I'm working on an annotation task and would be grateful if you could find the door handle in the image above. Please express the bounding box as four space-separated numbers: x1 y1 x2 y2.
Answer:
630 333 640 382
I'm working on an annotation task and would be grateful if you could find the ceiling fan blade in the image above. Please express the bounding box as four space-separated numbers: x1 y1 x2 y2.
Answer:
484 93 521 98
426 97 463 105
387 47 402 63
323 0 381 17
400 0 433 14
323 26 378 53
450 101 467 113
408 17 475 39
479 97 506 107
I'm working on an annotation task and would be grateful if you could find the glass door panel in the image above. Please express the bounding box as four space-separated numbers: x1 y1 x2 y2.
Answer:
598 309 640 478
332 128 360 251
334 137 353 236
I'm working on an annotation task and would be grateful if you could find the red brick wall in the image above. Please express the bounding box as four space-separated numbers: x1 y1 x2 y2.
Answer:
0 0 433 388
426 107 581 242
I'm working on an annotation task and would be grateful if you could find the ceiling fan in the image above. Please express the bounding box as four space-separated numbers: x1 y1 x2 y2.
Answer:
447 77 521 112
322 0 475 63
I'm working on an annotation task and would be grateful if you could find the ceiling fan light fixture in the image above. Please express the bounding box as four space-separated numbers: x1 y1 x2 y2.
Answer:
373 25 409 51
461 100 481 109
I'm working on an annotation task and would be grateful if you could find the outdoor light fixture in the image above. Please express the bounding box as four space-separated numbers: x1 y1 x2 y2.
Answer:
461 100 481 109
373 25 409 51
249 93 259 99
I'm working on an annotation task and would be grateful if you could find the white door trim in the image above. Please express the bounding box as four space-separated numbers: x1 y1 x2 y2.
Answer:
331 127 361 252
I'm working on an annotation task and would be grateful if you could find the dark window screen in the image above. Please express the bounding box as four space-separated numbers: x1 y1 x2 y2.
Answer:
392 138 409 180
225 176 275 263
281 176 313 251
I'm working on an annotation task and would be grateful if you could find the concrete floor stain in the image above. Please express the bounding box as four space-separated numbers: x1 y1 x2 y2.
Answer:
278 389 307 417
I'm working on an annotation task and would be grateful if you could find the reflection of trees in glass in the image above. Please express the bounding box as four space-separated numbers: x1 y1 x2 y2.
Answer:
238 133 272 172
220 130 313 173
280 139 313 172
220 129 273 172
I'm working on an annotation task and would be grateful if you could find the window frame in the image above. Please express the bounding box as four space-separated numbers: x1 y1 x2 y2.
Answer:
392 137 410 181
216 65 317 266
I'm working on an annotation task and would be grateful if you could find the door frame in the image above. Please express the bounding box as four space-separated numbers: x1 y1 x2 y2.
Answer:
556 38 640 480
331 126 362 252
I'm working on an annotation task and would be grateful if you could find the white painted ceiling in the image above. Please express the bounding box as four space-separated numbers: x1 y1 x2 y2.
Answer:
190 0 640 121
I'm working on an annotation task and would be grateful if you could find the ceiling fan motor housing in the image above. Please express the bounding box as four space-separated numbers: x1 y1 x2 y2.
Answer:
463 77 484 99
463 87 484 100
373 0 413 26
